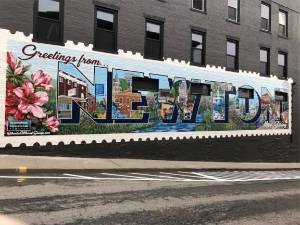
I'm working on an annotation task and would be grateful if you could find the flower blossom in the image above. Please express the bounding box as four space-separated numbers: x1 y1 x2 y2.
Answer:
31 70 53 91
7 52 25 76
46 116 59 133
13 81 49 119
5 83 24 120
14 65 24 76
7 52 17 70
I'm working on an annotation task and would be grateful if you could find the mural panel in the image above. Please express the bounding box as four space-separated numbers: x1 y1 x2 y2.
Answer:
4 40 290 136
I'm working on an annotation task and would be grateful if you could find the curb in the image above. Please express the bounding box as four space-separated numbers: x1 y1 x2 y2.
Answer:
1 155 300 172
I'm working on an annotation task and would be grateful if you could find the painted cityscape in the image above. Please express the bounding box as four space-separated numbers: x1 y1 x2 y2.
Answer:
4 40 290 136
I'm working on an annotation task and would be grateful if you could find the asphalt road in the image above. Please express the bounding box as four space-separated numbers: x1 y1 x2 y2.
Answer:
0 170 300 225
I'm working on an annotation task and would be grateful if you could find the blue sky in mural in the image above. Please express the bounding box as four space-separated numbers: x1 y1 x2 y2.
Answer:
150 74 170 90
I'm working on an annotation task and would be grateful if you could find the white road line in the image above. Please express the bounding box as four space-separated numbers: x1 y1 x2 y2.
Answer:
101 173 161 180
160 172 213 180
0 174 152 181
224 177 300 182
64 173 146 181
177 171 224 181
0 175 87 179
130 172 195 181
192 172 226 181
63 173 100 180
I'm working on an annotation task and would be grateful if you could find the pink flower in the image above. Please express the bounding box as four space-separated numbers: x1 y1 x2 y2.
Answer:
46 116 59 133
14 65 24 76
6 83 16 92
31 70 53 91
13 81 49 119
5 83 25 120
7 52 17 70
7 52 25 76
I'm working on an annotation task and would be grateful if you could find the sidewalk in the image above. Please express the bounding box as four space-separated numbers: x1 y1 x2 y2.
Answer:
0 155 300 171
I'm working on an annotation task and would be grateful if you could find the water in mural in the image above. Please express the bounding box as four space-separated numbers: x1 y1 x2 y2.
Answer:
4 40 289 136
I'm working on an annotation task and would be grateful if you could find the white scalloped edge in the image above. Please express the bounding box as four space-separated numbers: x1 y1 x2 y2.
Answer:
0 29 293 148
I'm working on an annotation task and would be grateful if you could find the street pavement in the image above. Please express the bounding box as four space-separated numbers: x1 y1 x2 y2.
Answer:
0 170 300 225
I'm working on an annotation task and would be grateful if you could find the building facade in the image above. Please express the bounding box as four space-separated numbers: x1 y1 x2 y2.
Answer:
58 71 88 118
0 0 299 162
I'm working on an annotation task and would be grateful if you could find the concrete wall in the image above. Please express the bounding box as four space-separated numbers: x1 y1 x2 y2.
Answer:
0 0 299 161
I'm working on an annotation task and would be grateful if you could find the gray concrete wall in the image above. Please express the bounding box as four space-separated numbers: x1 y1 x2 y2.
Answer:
0 0 299 161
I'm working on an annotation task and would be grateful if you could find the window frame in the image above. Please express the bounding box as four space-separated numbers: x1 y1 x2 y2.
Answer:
144 18 164 61
33 0 64 45
191 0 206 13
260 2 271 32
278 9 288 37
93 5 118 53
226 38 239 72
227 0 240 23
191 29 206 67
278 51 288 79
259 47 270 76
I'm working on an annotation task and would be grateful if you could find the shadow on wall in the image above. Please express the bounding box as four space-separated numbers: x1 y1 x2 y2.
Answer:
0 135 298 162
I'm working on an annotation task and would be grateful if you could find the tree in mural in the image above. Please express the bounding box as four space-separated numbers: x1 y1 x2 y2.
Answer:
5 52 59 134
119 79 129 92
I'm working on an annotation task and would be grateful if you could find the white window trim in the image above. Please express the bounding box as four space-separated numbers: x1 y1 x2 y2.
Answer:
228 0 239 22
261 3 270 31
192 0 205 12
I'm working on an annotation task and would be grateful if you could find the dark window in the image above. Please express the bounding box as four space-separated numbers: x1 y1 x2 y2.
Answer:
192 0 205 11
94 7 118 53
238 88 254 99
278 52 288 78
261 3 271 31
279 10 287 37
275 91 288 102
145 19 164 60
190 83 211 96
260 48 270 76
34 0 63 44
226 39 239 71
191 31 205 66
228 0 239 22
132 77 159 92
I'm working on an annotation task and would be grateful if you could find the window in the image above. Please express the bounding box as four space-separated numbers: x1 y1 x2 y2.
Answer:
260 48 270 76
226 39 239 71
278 52 287 78
145 19 164 60
191 31 205 66
132 77 159 92
279 10 287 37
34 0 64 44
73 82 78 88
192 0 205 12
94 7 118 53
228 0 240 22
261 3 271 31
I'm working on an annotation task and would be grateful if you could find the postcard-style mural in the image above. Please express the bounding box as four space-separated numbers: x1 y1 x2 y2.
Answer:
4 40 290 136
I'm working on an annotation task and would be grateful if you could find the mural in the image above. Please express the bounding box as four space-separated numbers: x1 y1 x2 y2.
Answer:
4 40 290 136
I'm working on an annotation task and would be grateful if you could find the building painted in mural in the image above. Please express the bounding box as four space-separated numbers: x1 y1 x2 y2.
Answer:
0 0 299 162
58 71 88 118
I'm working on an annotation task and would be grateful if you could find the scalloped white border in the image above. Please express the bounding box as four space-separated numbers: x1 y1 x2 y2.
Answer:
0 29 293 148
